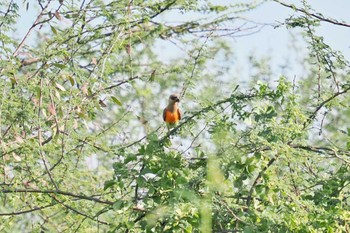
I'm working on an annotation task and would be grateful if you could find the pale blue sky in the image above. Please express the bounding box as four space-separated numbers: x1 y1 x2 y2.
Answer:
247 1 350 59
232 0 350 83
13 0 350 82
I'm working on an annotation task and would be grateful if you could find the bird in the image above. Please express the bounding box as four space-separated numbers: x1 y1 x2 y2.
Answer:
163 93 181 129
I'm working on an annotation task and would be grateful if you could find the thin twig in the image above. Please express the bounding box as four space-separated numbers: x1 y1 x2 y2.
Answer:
246 157 276 207
38 79 59 190
303 86 350 129
180 32 213 98
50 195 109 225
13 0 52 57
0 188 113 205
290 144 350 164
0 203 56 216
0 0 14 29
275 0 350 28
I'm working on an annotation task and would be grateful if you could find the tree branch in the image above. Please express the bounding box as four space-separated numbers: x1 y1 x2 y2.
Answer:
275 0 350 28
180 31 212 98
0 189 114 205
0 0 14 29
13 0 52 57
0 203 55 216
161 86 246 141
246 157 276 207
289 144 350 164
50 195 110 225
247 157 277 207
20 57 42 67
303 86 350 129
38 78 59 190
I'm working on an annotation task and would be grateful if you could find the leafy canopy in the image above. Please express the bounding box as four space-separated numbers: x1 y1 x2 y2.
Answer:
0 0 349 232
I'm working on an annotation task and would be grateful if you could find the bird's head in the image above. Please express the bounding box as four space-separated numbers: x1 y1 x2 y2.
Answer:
168 93 180 104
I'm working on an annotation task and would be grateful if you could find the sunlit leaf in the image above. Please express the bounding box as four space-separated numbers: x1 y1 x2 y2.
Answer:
48 103 56 115
52 63 66 69
12 153 21 162
50 25 58 35
103 180 116 190
68 75 75 86
111 96 122 106
54 10 62 21
99 99 107 107
55 82 66 91
149 69 156 82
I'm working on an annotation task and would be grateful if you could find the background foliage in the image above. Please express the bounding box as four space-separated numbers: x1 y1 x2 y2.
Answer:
0 0 349 232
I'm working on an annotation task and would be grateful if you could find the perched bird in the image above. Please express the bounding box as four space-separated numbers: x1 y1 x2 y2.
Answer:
163 93 181 129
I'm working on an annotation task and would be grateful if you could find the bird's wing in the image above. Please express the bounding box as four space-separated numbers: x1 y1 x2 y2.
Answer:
163 108 167 121
177 108 181 120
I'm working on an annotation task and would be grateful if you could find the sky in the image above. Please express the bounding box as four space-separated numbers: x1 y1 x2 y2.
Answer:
154 0 350 83
237 0 350 77
12 0 350 81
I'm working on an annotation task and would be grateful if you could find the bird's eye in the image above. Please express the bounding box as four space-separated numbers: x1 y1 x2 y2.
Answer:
170 96 177 100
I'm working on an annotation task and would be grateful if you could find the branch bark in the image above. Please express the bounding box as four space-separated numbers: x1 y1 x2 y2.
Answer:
13 0 52 57
20 57 42 67
275 0 350 28
303 86 350 129
0 0 14 29
0 203 56 216
0 188 113 205
246 157 276 207
50 195 110 225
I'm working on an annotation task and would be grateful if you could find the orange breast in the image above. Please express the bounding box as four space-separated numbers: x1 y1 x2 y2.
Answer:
165 109 180 123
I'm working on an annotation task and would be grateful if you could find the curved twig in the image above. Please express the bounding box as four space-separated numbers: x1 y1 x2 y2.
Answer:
0 188 113 205
275 0 350 28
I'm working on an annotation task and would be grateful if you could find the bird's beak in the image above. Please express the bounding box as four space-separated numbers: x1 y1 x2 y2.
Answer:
175 98 180 102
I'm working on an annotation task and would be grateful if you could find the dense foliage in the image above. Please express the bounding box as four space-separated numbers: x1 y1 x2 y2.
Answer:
0 0 349 232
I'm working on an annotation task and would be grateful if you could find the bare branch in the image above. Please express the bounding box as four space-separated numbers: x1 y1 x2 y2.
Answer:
0 188 114 205
20 57 41 67
13 0 52 57
38 78 58 190
246 157 276 207
303 86 350 129
275 0 350 28
290 144 350 164
0 203 55 216
0 0 14 29
180 32 212 98
50 195 110 225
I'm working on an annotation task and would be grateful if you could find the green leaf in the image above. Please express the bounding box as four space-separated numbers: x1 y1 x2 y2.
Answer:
113 200 124 210
255 152 262 159
147 132 158 142
50 25 58 35
244 226 255 233
138 145 146 154
149 70 156 82
111 96 122 106
136 177 144 186
104 180 117 190
68 76 75 86
125 154 137 163
246 165 256 174
52 63 66 69
55 82 66 91
65 13 79 19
